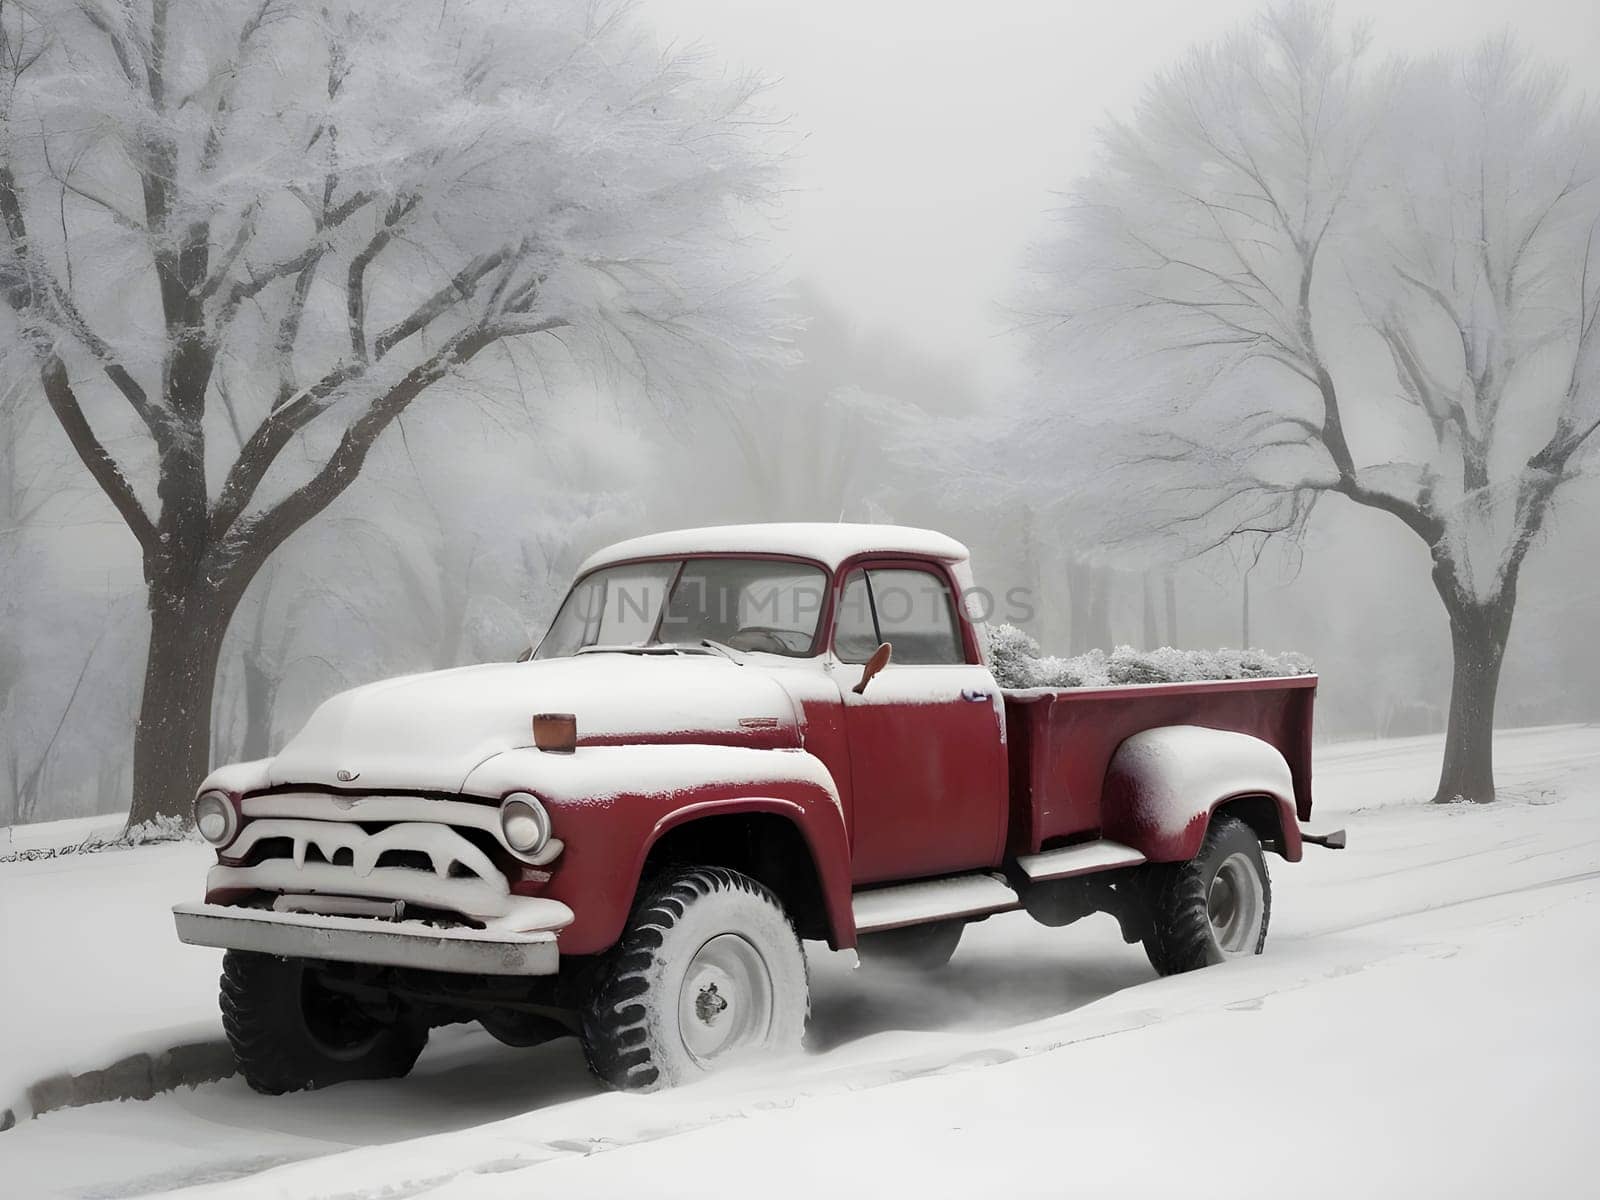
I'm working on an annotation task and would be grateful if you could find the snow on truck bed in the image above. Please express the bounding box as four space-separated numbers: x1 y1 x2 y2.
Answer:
4 725 1599 1199
986 622 1314 689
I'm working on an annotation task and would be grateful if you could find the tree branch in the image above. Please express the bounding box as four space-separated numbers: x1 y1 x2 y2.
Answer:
208 306 563 543
197 0 276 171
373 246 511 359
207 359 364 541
224 321 560 577
346 194 420 361
198 204 260 300
208 194 374 333
76 1 144 89
1 159 172 449
40 356 158 555
272 252 323 406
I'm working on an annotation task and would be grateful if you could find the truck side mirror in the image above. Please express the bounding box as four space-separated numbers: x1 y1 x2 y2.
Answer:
852 642 893 695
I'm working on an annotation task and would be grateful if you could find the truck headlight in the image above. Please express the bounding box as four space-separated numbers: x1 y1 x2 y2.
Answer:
194 790 238 848
500 793 552 859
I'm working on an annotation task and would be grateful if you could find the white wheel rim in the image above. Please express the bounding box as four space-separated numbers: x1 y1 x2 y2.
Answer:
677 933 775 1065
1207 852 1264 956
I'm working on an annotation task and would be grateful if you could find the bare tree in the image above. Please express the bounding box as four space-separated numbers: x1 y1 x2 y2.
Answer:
1020 3 1600 802
0 0 788 822
700 292 971 524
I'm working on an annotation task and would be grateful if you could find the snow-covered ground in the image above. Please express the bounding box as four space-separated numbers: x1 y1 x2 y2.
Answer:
3 725 1597 1198
0 834 220 1123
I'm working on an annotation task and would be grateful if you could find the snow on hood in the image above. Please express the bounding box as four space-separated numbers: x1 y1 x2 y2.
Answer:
267 654 800 794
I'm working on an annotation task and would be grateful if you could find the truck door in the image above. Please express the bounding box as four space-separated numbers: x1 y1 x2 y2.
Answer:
832 561 1008 884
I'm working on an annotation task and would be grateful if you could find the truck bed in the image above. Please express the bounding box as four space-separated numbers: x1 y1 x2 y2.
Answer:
1002 676 1317 855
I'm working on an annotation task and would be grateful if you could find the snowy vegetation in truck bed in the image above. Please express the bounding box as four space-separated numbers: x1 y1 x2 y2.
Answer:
986 624 1313 690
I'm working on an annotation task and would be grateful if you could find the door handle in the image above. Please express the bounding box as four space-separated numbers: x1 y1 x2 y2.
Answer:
961 688 991 702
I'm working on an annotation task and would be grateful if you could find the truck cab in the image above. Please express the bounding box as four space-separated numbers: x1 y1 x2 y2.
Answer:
174 523 1330 1094
538 524 1011 884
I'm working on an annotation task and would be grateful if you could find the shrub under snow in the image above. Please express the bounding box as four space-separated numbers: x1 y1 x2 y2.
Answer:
0 815 196 865
986 624 1313 690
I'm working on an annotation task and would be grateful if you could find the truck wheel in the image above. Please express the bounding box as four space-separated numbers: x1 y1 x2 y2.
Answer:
219 950 428 1095
582 866 809 1091
1142 815 1272 976
857 919 964 970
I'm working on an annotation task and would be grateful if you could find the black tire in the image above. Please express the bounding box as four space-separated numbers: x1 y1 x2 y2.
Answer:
856 919 964 971
220 951 428 1095
1142 815 1272 977
582 866 809 1092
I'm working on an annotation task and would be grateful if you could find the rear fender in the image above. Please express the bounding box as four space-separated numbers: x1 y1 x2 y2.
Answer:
463 746 853 955
1099 725 1302 863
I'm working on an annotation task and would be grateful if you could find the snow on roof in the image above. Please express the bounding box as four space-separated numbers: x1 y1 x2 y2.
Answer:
578 523 971 574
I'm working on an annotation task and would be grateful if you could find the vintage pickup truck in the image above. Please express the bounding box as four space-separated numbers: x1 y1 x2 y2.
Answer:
174 523 1340 1093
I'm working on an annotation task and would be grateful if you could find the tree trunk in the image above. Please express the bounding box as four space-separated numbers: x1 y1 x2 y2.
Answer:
1241 569 1251 649
1087 567 1114 650
1 747 15 827
1432 583 1515 805
97 758 122 815
1017 508 1047 643
1066 558 1092 653
1163 574 1178 647
240 651 276 763
240 581 279 762
127 566 239 826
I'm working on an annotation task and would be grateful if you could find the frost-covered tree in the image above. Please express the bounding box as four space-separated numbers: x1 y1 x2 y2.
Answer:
0 0 788 823
1020 3 1600 803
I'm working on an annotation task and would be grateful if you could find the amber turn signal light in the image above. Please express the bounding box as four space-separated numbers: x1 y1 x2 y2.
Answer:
532 712 577 753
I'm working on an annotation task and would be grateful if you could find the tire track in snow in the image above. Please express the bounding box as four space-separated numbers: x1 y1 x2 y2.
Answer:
1288 865 1600 939
240 884 1600 1200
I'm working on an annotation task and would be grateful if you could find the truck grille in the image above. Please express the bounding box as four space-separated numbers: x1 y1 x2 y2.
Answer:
206 792 542 929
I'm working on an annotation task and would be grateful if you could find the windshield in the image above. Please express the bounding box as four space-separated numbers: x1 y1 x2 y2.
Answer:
535 557 829 659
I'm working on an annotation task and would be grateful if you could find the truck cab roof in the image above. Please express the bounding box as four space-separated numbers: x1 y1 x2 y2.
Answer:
578 522 972 574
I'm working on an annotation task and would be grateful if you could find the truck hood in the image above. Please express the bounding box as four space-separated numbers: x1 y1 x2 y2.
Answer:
267 654 802 793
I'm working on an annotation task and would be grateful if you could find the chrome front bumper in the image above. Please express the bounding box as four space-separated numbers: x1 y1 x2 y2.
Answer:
172 902 561 976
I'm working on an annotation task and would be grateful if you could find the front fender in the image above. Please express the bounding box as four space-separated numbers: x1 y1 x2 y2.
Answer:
196 758 275 800
641 794 855 948
1099 725 1302 864
462 745 852 955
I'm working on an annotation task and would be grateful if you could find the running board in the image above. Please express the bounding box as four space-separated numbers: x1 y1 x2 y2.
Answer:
852 874 1021 933
1015 839 1146 882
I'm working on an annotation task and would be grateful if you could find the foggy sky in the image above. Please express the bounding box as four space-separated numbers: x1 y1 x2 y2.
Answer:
647 0 1600 389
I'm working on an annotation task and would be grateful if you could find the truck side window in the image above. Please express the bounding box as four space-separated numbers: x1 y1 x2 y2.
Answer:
867 568 964 665
834 570 879 663
833 566 965 666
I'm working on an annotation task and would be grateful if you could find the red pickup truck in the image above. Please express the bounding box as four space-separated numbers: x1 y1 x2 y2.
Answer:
174 523 1338 1093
